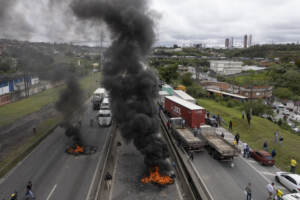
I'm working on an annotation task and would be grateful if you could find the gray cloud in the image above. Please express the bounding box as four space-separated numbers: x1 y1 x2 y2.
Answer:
0 0 299 46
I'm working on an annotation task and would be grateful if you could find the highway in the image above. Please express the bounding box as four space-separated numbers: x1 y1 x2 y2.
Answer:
192 128 289 200
0 103 111 200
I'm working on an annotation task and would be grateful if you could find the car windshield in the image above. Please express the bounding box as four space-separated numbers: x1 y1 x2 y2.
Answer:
265 156 273 160
99 113 111 117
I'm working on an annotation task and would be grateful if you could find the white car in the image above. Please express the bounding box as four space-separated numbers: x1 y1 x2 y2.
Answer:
282 193 300 200
97 110 112 127
275 172 300 193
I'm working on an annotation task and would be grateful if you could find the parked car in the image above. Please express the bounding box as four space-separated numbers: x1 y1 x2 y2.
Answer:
293 127 300 133
275 172 300 193
250 150 275 166
284 109 290 116
282 193 300 200
205 118 218 127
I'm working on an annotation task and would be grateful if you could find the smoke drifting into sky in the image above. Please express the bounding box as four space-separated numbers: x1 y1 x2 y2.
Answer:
71 0 170 172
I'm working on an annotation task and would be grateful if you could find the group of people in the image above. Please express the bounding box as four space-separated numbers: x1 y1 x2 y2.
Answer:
242 110 252 127
9 181 34 200
245 182 284 200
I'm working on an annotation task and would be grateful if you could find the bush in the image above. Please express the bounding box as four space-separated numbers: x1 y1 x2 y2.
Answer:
243 100 273 116
186 85 208 98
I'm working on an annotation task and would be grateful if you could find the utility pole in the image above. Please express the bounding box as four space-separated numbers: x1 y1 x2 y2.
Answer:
100 30 105 72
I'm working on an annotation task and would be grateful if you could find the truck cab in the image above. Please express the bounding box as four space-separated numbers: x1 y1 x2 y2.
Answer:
92 88 106 110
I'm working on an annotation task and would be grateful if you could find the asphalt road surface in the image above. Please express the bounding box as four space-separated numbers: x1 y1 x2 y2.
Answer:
0 103 111 200
192 144 289 200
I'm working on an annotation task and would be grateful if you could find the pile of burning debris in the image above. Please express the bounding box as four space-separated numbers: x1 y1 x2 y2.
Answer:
141 166 174 185
61 122 97 156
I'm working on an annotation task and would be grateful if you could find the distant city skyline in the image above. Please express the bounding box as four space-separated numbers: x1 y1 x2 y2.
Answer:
0 0 300 47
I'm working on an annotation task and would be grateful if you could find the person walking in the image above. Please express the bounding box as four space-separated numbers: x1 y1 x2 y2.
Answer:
217 114 221 127
189 151 194 161
263 141 268 152
290 157 297 173
105 172 112 190
235 133 240 145
229 120 233 131
274 130 279 144
266 182 275 200
247 112 251 127
242 110 245 119
243 143 248 158
25 181 34 199
245 182 252 200
245 144 250 158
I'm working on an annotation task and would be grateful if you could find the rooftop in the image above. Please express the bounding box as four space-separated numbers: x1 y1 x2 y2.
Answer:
165 96 205 110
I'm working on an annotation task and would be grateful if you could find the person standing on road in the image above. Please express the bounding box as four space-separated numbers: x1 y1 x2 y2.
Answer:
266 182 275 200
274 130 279 144
290 157 297 173
243 143 247 157
245 144 250 158
235 133 240 145
229 120 233 131
25 181 34 199
245 182 252 200
105 172 113 190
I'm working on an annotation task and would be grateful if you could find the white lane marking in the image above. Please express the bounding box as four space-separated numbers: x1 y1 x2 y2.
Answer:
46 184 57 200
175 179 184 200
262 171 275 176
240 156 271 183
85 129 110 200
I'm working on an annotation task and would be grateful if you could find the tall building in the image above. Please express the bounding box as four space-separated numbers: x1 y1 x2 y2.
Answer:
230 37 234 48
243 35 248 48
209 60 243 75
248 34 252 47
225 38 230 48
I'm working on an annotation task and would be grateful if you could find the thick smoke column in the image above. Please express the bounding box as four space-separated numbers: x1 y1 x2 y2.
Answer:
71 0 170 172
56 77 84 143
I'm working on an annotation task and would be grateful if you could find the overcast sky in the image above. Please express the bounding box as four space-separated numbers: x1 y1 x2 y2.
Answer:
0 0 299 47
150 0 300 46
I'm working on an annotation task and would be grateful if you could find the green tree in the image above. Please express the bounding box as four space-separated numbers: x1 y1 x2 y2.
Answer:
273 87 293 99
158 64 179 84
186 85 208 98
181 72 193 86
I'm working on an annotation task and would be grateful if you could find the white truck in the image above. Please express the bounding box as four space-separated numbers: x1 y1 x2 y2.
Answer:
92 88 106 110
97 109 112 127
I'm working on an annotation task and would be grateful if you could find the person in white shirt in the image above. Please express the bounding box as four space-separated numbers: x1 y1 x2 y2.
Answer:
266 182 275 200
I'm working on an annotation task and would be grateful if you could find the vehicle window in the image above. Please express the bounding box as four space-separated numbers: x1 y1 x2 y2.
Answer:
286 176 297 185
265 156 273 160
256 152 262 157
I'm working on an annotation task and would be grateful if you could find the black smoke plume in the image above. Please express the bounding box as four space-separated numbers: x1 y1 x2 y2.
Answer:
56 77 84 144
71 0 170 173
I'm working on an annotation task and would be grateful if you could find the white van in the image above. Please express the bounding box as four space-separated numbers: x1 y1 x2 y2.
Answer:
100 98 110 110
97 110 112 126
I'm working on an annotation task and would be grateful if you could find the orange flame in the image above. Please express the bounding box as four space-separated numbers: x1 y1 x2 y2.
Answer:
67 144 84 154
141 166 173 185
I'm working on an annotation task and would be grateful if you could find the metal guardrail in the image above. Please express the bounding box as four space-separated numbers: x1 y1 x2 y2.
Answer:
159 111 214 200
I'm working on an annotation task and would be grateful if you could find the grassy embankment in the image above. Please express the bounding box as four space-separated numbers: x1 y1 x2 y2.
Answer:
197 98 300 174
0 72 101 177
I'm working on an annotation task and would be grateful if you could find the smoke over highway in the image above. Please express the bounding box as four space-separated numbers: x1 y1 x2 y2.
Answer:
71 0 170 172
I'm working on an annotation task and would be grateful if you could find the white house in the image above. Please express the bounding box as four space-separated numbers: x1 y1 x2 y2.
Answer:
209 60 243 75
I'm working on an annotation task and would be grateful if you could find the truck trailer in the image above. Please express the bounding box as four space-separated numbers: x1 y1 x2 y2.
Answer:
170 117 205 151
200 125 240 162
164 96 206 128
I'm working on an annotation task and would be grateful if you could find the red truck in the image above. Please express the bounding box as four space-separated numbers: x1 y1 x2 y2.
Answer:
164 96 206 128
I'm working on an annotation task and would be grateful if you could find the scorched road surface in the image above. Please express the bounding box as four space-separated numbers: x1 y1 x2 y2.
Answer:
0 104 111 200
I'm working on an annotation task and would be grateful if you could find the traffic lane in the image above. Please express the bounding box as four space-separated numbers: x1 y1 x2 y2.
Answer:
0 104 110 200
193 152 244 200
193 152 273 200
